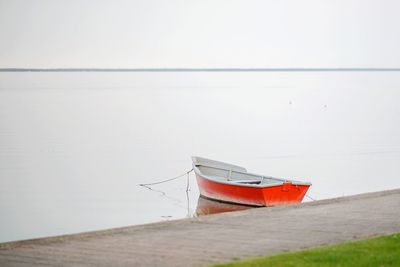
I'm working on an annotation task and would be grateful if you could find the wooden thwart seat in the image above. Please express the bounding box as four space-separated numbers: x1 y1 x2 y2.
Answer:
229 179 261 184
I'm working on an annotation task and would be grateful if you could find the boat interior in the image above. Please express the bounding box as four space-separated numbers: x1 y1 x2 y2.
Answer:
192 156 290 186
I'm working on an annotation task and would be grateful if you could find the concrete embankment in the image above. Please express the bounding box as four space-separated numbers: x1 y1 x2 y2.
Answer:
1 189 400 267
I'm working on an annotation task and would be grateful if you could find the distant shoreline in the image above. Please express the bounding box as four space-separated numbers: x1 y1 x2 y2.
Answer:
1 68 400 72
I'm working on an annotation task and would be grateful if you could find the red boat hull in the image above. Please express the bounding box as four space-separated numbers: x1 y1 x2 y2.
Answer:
196 174 310 206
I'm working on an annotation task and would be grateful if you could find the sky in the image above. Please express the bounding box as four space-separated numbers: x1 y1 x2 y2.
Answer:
0 0 400 68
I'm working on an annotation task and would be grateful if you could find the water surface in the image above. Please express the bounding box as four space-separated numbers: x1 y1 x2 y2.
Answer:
1 72 399 242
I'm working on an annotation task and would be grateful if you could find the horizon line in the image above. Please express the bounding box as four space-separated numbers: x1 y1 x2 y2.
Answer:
1 67 400 72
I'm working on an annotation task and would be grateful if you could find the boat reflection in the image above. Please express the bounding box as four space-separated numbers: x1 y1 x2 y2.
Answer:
195 196 256 216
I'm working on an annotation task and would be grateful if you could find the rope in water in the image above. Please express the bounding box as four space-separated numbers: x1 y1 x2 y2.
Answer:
139 168 194 187
305 194 317 201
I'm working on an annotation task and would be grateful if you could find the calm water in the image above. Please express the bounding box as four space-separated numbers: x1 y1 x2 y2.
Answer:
1 72 400 243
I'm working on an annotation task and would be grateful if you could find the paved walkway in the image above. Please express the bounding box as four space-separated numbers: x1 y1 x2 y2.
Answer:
1 189 400 267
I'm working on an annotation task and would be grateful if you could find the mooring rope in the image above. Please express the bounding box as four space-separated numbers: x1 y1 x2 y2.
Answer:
305 194 317 201
186 171 190 192
139 168 194 187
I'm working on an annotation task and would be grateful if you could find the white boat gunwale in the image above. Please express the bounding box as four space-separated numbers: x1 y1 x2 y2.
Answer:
192 156 312 188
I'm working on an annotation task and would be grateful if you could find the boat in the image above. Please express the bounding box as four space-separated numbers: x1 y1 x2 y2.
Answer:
192 156 311 207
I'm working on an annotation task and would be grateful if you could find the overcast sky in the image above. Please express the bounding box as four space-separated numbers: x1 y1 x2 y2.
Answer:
0 0 399 68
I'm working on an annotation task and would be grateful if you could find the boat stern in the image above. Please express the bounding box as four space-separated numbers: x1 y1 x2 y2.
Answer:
262 182 311 206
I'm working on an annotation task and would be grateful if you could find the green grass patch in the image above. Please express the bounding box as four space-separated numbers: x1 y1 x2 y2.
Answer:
214 233 400 267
